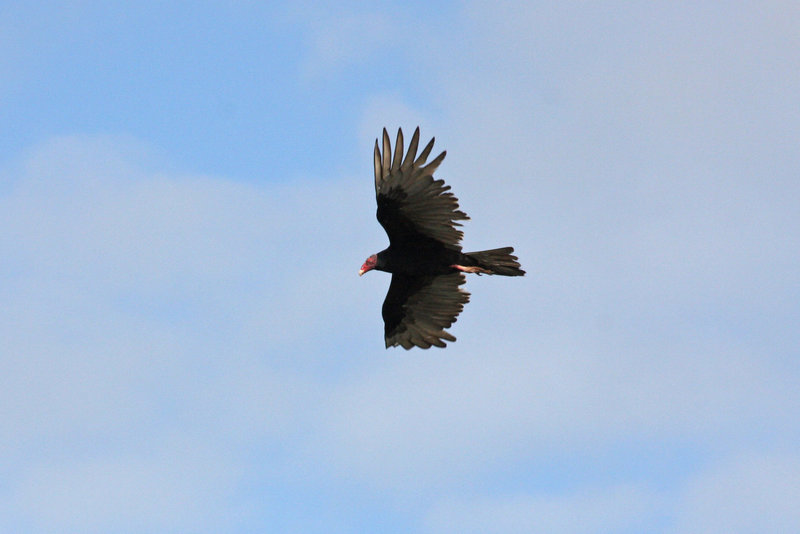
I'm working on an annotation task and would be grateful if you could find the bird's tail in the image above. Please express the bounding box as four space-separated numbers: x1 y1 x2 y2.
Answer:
464 247 525 276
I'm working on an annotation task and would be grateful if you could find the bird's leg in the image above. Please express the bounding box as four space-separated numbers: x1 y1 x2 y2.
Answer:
451 264 493 275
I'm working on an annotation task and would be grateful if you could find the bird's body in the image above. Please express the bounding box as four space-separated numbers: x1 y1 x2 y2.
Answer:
371 242 460 276
360 127 524 349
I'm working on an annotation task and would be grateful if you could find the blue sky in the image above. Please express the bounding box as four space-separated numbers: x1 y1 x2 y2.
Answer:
2 2 799 533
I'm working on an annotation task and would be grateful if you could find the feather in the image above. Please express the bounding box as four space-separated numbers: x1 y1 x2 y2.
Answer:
373 140 382 194
416 136 435 166
402 127 420 171
392 128 403 174
382 128 391 180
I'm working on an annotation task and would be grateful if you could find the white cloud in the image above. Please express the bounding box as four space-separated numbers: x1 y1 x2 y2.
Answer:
293 4 394 79
0 134 373 532
314 329 800 492
3 3 799 532
357 95 435 151
11 437 236 534
674 453 800 533
424 484 660 534
421 453 800 534
311 0 800 519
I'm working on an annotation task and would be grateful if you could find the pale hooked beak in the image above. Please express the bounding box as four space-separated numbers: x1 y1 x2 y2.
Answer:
358 268 366 276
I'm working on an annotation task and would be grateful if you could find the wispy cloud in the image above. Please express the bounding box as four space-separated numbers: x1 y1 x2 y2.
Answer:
0 134 372 532
424 484 661 534
2 2 799 532
675 453 800 533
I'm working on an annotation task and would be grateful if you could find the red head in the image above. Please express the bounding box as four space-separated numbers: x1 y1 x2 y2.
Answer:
359 254 377 276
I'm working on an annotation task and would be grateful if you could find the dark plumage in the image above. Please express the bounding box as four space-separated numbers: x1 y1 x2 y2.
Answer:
359 127 525 349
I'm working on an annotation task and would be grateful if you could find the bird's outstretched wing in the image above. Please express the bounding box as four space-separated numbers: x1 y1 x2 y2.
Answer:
374 127 469 250
382 272 470 349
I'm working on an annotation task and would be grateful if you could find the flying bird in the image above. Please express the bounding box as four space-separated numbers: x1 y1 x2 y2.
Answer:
360 127 525 349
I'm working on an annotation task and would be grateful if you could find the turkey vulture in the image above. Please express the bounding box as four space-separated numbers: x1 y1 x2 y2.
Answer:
359 127 525 349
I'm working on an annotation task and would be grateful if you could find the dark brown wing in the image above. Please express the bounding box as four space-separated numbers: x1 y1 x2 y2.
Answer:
374 127 469 250
382 272 470 349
